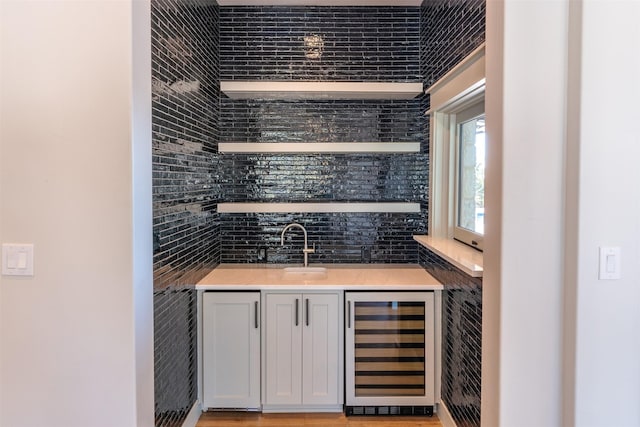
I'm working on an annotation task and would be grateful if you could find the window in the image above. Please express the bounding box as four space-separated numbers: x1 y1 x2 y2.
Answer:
426 44 485 251
454 102 485 249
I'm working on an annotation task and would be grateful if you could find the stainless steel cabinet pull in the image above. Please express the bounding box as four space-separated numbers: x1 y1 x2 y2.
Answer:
254 301 259 329
306 298 309 326
295 298 299 326
347 301 351 328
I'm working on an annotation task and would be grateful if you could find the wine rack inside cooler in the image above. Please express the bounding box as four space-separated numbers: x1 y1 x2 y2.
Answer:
354 300 426 396
345 291 435 412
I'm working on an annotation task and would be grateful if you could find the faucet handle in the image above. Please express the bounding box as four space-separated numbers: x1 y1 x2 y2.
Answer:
303 243 316 254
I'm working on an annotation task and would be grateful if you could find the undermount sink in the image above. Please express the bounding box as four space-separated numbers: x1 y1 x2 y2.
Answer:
283 266 328 278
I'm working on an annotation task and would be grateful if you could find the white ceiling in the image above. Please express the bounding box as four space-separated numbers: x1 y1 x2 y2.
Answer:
217 0 422 6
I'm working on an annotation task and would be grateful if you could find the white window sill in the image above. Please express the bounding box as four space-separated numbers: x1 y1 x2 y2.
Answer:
413 235 483 278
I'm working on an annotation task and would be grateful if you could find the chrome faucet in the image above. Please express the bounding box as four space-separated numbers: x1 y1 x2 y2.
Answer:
281 223 315 267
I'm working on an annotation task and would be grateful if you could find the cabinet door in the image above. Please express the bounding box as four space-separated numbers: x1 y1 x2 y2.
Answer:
264 293 303 405
302 293 341 405
202 292 260 409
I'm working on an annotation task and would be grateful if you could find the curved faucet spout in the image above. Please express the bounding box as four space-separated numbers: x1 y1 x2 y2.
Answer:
281 223 307 245
281 223 315 267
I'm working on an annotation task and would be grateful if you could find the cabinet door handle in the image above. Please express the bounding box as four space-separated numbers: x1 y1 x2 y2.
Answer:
305 298 309 326
254 301 259 329
347 301 351 329
295 298 299 326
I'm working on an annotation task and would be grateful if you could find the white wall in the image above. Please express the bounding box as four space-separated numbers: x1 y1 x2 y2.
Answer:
131 1 155 425
484 0 640 426
566 1 640 426
0 1 154 426
484 1 568 425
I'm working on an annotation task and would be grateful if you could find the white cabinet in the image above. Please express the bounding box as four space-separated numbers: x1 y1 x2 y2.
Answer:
202 292 260 409
263 291 343 412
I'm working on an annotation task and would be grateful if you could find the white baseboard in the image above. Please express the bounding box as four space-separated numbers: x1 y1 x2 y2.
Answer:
181 401 202 427
437 401 457 427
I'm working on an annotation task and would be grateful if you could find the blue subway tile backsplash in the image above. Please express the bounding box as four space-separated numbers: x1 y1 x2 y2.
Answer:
220 99 424 143
220 210 427 264
151 0 219 426
219 6 428 263
152 0 221 288
220 153 428 202
421 0 486 86
419 246 483 427
153 287 198 427
220 6 421 82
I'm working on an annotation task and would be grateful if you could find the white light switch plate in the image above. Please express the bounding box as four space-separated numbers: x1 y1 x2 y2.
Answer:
598 246 621 280
2 243 34 276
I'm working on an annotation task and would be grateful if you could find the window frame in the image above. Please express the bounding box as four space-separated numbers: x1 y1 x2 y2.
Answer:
453 101 485 250
426 44 485 251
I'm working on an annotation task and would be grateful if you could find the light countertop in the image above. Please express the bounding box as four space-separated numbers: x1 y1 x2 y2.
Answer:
196 264 443 291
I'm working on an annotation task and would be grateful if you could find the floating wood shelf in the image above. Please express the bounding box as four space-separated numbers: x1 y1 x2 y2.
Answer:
218 142 421 153
220 81 424 100
218 202 421 213
217 1 422 5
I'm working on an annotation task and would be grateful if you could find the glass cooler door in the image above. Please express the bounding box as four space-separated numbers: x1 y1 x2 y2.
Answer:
345 292 435 406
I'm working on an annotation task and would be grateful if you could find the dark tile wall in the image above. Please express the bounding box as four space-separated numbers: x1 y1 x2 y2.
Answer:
220 99 424 143
219 6 428 263
151 0 220 425
220 6 421 81
153 288 198 427
221 210 426 264
152 0 221 288
220 153 427 202
421 0 486 87
420 1 485 426
419 246 482 427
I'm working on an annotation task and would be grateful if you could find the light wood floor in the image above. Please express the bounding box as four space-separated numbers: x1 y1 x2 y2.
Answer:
196 411 442 427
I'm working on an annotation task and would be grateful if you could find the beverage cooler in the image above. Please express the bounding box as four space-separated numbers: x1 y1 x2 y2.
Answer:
345 292 435 416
